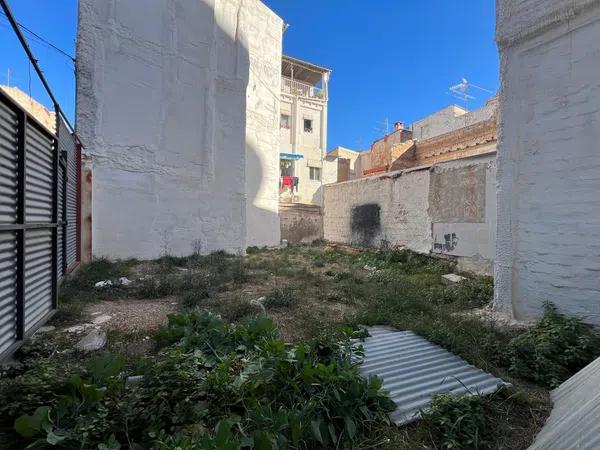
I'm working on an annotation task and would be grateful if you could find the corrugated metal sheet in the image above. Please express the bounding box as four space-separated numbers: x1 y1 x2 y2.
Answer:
357 327 509 425
0 100 18 224
24 228 53 332
57 163 64 281
529 356 600 450
0 231 17 355
25 123 54 223
57 117 77 268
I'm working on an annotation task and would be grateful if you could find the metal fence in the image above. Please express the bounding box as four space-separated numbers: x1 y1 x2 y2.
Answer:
0 89 80 360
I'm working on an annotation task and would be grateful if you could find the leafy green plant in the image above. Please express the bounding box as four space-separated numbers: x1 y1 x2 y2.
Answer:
422 393 488 450
508 302 600 388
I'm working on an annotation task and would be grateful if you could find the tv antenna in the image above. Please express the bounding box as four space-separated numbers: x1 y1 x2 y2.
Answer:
447 78 494 109
374 117 391 136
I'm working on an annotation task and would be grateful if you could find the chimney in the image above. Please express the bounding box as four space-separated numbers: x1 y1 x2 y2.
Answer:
394 121 404 131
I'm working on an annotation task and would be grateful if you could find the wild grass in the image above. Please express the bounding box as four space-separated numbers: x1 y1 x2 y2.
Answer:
10 243 589 449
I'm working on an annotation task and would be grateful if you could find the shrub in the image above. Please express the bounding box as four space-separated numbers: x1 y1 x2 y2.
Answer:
264 288 297 308
508 302 600 388
4 311 395 449
422 393 488 450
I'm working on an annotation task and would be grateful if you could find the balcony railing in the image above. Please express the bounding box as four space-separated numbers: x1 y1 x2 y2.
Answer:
281 77 326 101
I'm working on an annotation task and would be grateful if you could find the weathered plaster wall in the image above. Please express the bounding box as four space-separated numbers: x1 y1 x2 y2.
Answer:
495 0 600 323
324 155 496 274
77 0 282 259
279 203 323 244
244 3 283 247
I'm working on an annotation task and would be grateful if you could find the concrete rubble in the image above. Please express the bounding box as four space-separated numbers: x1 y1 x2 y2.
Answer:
75 329 107 353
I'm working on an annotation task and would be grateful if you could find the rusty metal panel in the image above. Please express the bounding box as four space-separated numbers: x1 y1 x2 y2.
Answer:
529 356 600 450
357 327 509 425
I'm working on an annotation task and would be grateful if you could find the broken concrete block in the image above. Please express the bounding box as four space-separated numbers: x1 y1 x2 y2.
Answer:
119 277 132 286
64 324 91 334
363 265 377 272
36 326 56 334
442 274 467 284
75 330 107 353
95 280 113 289
92 315 112 325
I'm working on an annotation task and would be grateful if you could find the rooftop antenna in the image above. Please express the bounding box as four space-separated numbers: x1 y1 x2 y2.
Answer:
447 78 494 109
374 117 391 136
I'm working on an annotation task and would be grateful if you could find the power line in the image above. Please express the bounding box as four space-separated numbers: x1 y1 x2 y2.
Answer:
0 10 75 62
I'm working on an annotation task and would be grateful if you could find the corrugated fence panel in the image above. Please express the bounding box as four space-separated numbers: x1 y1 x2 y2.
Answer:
58 118 77 267
25 123 54 223
24 228 53 332
0 100 18 224
0 232 17 356
57 163 64 281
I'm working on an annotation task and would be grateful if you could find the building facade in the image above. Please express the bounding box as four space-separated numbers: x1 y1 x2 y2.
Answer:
495 0 600 324
77 0 283 259
353 99 498 178
279 55 333 205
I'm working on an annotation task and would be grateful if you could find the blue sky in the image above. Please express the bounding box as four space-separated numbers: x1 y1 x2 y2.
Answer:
0 0 498 150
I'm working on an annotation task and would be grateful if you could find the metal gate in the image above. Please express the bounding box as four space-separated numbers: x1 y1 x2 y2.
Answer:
0 89 80 359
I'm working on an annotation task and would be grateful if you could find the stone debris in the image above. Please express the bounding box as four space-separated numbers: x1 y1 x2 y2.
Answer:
280 239 289 248
363 265 377 272
64 324 92 334
75 329 107 353
442 274 467 284
36 325 55 334
95 280 113 289
91 314 112 326
119 277 132 286
250 297 267 314
90 311 103 316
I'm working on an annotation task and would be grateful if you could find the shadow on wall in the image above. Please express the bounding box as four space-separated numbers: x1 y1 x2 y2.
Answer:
78 0 281 259
351 203 381 247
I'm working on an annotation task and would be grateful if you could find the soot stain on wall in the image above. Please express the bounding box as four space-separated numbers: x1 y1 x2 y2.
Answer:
351 203 381 247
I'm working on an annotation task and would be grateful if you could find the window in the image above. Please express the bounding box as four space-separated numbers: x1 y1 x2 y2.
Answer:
280 114 291 129
303 118 313 133
309 166 321 181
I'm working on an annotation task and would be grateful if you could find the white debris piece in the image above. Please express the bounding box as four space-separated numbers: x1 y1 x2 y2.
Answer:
64 324 91 334
363 265 377 272
92 315 112 325
119 277 132 286
75 330 107 353
94 280 113 289
281 239 288 248
442 274 467 284
36 326 56 334
250 297 267 314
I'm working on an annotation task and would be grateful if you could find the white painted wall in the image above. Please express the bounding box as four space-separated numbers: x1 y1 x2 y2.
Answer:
77 0 282 259
412 101 497 141
323 155 497 274
495 0 600 324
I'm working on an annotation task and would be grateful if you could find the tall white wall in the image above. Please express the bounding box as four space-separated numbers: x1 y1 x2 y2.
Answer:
244 4 283 248
77 0 282 259
495 0 600 324
323 155 496 274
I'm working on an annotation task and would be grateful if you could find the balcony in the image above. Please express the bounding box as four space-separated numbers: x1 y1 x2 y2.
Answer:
281 76 327 101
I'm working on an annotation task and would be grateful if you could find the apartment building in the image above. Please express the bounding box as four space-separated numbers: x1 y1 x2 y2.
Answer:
279 55 333 205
